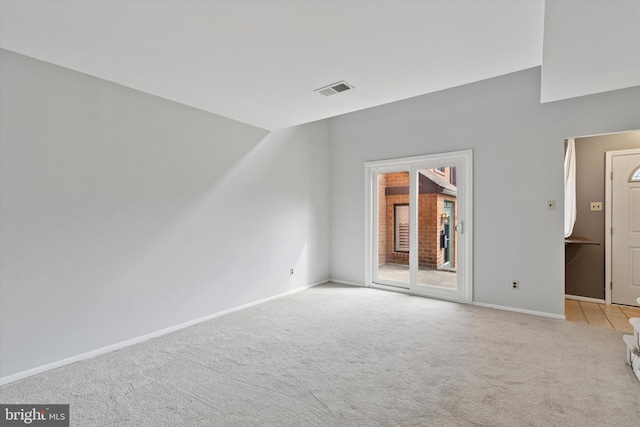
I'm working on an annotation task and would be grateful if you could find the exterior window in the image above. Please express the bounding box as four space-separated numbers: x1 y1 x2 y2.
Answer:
630 166 640 182
394 204 409 252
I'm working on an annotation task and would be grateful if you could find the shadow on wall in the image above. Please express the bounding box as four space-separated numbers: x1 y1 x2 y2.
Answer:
1 49 331 379
138 125 328 307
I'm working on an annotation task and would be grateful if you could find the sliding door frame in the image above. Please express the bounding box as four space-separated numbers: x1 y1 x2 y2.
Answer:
364 150 473 303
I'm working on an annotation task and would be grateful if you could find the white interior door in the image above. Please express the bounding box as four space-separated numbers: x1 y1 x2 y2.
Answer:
611 151 640 307
365 150 473 304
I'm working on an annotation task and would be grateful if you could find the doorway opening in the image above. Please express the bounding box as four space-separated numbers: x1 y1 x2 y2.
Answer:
365 150 473 303
563 130 640 311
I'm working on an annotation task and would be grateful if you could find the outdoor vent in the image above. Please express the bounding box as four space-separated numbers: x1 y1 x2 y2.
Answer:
314 81 354 97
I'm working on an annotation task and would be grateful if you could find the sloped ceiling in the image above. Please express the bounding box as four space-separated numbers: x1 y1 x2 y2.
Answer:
1 1 637 130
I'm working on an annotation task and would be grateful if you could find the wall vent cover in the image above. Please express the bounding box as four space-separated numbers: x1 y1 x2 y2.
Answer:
314 81 354 96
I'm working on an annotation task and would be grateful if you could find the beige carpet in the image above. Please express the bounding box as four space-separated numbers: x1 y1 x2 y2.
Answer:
1 283 638 426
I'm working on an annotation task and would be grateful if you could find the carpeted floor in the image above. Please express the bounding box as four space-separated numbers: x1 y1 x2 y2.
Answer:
1 283 638 426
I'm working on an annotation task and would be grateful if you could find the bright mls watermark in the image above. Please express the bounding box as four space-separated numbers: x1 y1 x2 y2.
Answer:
1 405 69 426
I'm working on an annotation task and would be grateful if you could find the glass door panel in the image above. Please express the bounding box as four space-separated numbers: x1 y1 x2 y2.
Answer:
375 171 410 287
416 167 457 290
367 150 472 303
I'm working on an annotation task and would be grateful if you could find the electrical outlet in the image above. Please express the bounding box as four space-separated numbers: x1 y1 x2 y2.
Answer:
547 200 555 210
512 280 519 290
289 268 294 276
590 202 603 211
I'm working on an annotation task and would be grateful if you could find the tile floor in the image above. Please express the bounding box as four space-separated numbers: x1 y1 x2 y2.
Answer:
565 299 640 333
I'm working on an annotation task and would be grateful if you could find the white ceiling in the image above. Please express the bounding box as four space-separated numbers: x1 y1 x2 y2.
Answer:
0 1 636 131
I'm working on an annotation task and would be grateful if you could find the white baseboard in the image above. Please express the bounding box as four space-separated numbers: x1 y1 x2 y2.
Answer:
369 282 410 294
565 294 605 304
0 280 328 386
329 279 365 287
342 281 564 319
473 301 566 320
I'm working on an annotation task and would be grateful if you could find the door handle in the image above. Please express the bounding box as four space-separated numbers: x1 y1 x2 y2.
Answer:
455 222 463 234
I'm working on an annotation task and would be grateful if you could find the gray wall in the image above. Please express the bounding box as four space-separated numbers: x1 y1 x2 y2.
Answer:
329 67 640 316
2 47 640 380
566 131 640 299
0 50 331 378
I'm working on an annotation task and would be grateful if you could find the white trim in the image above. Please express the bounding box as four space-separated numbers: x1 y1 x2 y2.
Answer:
0 280 327 386
370 282 468 304
565 294 605 304
373 277 410 289
605 151 613 304
570 129 640 140
329 279 365 287
339 282 564 318
364 161 411 289
364 163 373 288
370 282 413 295
364 150 473 303
605 148 640 306
473 302 566 320
409 164 418 289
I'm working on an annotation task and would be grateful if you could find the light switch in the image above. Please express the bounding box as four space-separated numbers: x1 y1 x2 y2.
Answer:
590 202 603 211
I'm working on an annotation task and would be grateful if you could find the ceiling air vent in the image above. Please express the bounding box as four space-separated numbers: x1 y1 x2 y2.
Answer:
314 81 355 97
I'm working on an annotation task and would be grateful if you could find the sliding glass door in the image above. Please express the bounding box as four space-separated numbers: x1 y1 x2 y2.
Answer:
366 151 472 303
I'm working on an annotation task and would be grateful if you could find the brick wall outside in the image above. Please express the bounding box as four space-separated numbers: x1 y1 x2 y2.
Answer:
417 193 439 268
418 194 457 269
384 171 410 187
381 172 410 265
377 171 457 270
